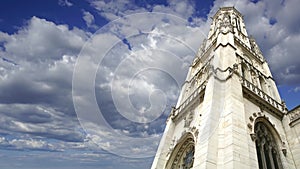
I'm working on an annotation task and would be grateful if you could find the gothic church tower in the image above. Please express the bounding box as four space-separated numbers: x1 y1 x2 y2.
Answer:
151 7 299 169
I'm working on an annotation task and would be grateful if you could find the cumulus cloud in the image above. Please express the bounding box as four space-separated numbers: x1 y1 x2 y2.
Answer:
0 17 88 116
0 16 89 153
0 8 202 158
71 1 210 157
0 17 87 63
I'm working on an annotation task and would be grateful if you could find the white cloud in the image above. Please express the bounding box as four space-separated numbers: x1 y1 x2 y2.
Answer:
90 0 198 21
0 104 84 142
0 16 91 150
83 11 94 26
58 0 73 7
0 137 8 145
69 7 213 158
293 87 300 93
0 135 65 151
166 0 195 18
1 16 87 63
10 139 54 150
82 10 98 29
90 0 146 21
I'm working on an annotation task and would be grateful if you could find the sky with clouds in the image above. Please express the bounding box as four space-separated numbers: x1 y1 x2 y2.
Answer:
0 0 299 168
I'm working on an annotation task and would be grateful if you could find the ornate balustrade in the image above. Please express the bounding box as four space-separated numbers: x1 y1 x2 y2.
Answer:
241 78 285 113
172 82 206 117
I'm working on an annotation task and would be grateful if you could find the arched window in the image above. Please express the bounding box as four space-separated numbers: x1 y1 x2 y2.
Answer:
255 122 283 169
182 144 195 169
166 135 195 169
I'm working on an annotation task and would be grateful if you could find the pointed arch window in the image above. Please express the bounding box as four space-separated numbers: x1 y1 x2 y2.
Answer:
182 145 195 169
166 136 195 169
255 122 283 169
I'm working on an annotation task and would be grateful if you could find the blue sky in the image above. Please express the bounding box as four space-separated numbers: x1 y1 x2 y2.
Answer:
0 0 300 168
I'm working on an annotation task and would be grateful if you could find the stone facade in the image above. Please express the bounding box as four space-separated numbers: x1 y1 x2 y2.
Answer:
151 7 300 169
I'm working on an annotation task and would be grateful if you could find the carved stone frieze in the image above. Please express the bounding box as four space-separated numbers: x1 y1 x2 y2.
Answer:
217 12 234 34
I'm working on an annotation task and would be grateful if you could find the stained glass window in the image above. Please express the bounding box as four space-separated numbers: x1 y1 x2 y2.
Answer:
183 146 195 169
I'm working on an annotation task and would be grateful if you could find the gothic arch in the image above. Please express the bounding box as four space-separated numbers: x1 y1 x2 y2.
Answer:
165 133 195 169
254 122 283 169
249 115 283 144
247 114 286 169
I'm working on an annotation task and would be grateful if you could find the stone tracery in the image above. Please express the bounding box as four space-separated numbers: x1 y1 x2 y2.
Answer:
255 122 283 169
166 134 195 169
